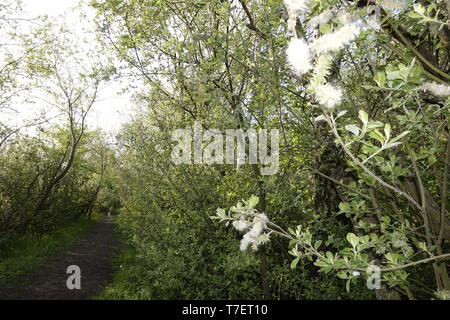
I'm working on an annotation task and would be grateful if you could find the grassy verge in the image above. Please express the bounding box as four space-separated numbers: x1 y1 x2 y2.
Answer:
0 215 100 284
94 247 143 300
94 223 154 300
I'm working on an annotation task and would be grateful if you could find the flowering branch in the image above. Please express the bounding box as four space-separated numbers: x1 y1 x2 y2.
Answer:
213 195 450 275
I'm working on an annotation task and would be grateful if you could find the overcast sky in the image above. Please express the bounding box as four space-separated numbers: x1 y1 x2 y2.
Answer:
17 0 135 134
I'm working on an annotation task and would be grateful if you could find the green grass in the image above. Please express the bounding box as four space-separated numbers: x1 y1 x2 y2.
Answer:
0 216 100 285
94 246 151 300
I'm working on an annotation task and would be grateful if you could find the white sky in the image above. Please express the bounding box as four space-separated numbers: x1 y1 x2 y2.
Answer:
14 0 135 134
23 0 79 16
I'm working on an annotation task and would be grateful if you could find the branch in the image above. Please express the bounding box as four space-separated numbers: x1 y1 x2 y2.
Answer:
388 21 450 83
438 136 450 244
237 0 267 40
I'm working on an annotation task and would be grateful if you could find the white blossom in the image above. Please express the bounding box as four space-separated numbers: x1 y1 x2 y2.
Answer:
352 271 361 277
308 9 333 29
336 11 352 25
248 213 267 237
283 0 310 14
284 0 311 34
240 233 252 251
314 54 333 74
251 233 270 251
311 23 361 54
256 213 268 225
239 213 269 251
311 54 333 86
314 83 343 109
287 38 313 74
365 15 381 31
419 82 450 98
377 0 408 10
232 220 249 232
248 221 264 238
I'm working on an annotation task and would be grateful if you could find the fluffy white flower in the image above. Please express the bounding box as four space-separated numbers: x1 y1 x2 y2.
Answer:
248 221 264 237
287 38 313 74
336 11 352 25
311 23 361 54
240 233 252 251
251 234 270 251
256 213 268 224
308 9 333 29
352 271 361 277
248 214 267 237
314 83 343 109
311 54 333 85
284 0 310 14
239 213 269 251
284 0 310 33
232 220 249 232
419 82 450 97
365 15 381 31
377 0 408 10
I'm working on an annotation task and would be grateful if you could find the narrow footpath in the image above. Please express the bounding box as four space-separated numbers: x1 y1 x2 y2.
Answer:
0 216 118 300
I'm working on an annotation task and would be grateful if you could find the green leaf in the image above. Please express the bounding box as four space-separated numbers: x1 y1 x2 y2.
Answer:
216 208 226 219
345 124 360 136
326 251 334 263
409 11 422 19
319 23 332 34
367 121 384 130
314 115 326 122
378 33 390 42
368 130 385 145
373 71 386 87
337 270 349 279
428 155 437 166
314 240 322 250
384 124 391 140
390 130 410 143
385 253 399 265
359 110 369 127
362 85 382 90
247 195 259 208
346 233 360 248
290 257 300 269
339 202 351 212
384 141 402 150
336 110 348 119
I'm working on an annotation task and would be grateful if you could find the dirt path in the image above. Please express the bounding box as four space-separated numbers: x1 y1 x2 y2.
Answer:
0 216 119 300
